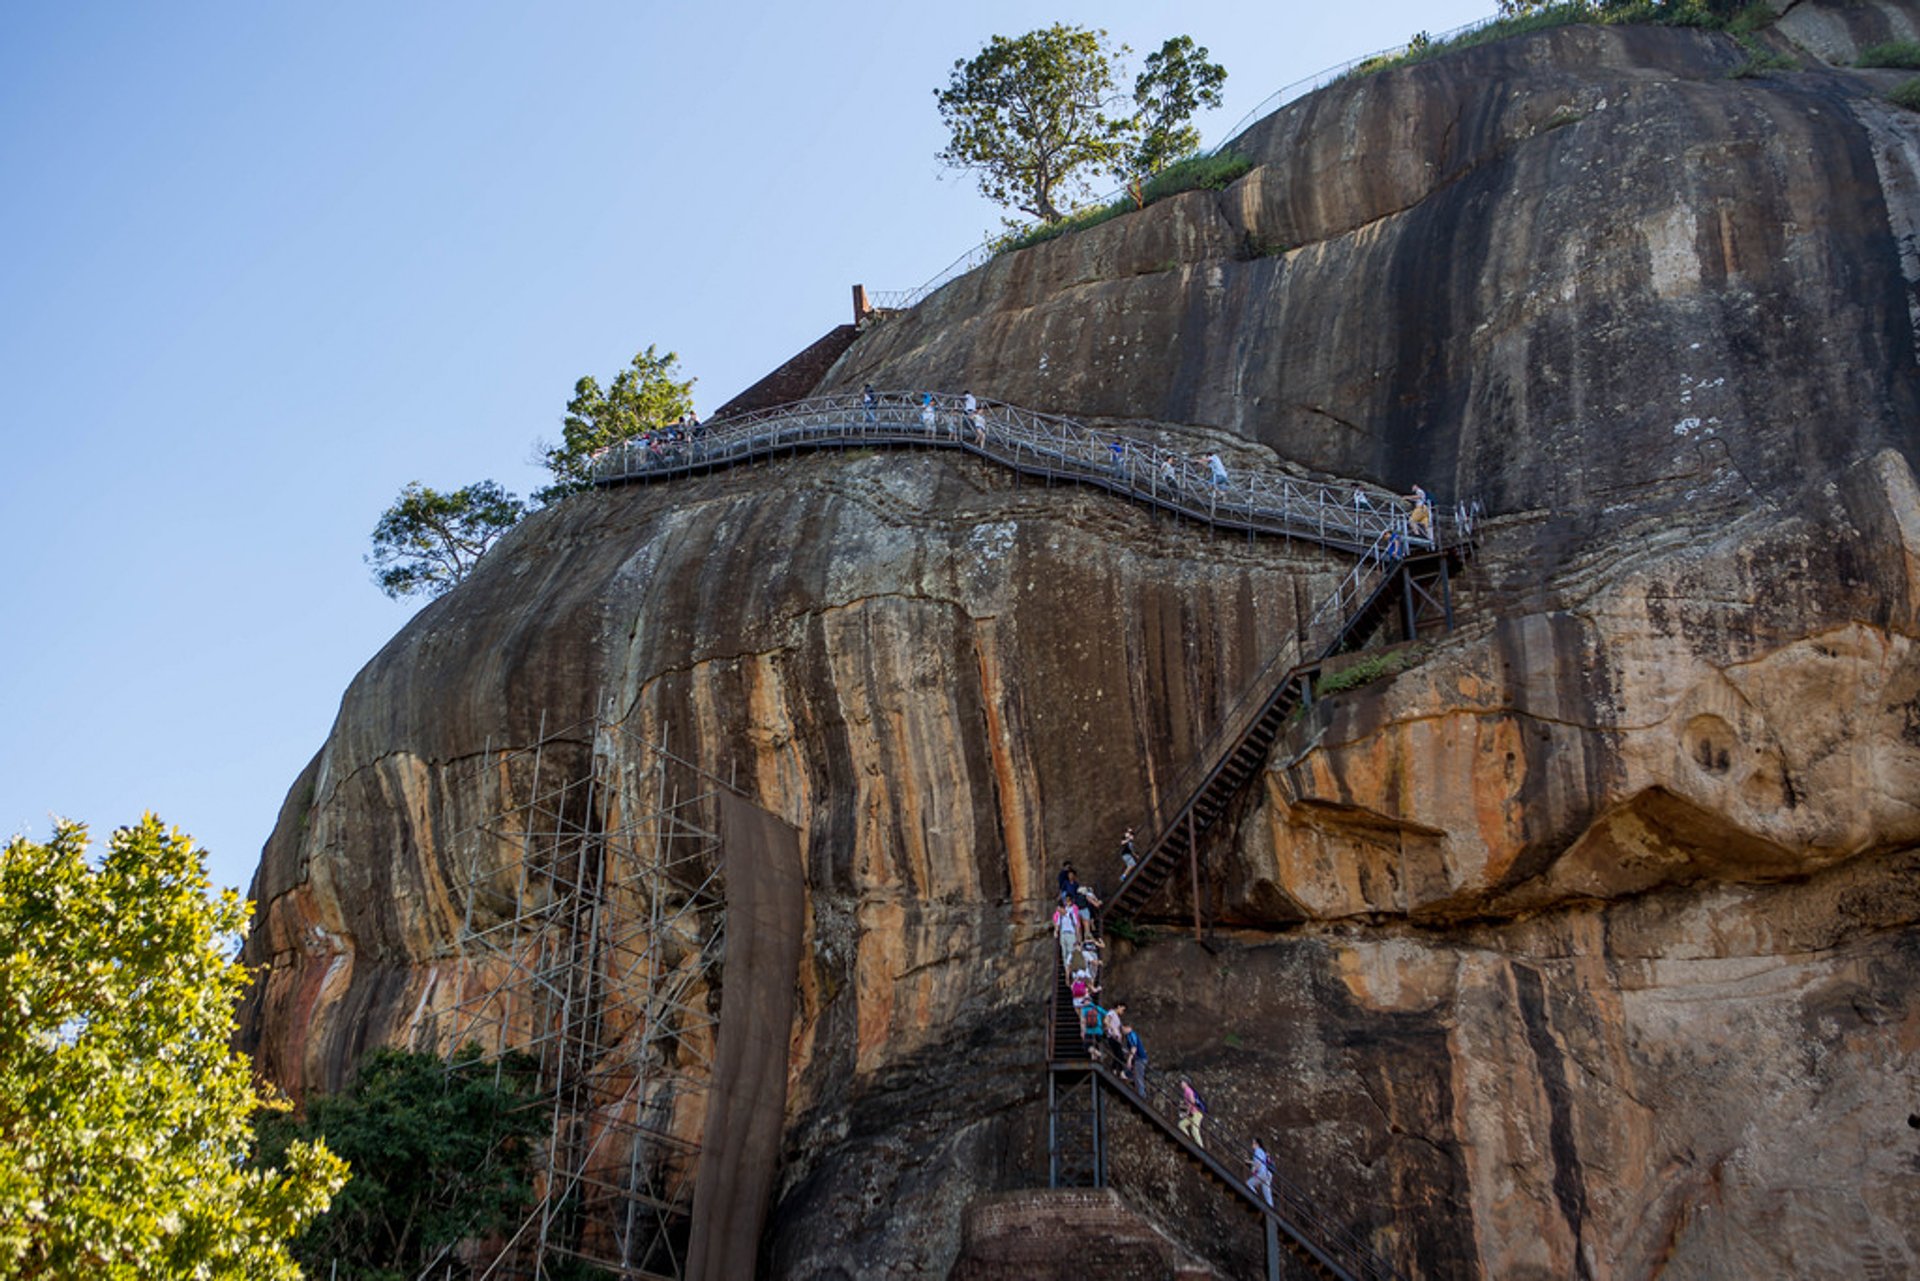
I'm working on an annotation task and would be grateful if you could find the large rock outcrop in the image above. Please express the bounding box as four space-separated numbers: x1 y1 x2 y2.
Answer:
244 6 1920 1278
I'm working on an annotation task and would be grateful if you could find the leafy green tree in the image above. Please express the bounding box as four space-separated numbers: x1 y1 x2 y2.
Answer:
1127 36 1228 180
540 345 696 499
255 1046 545 1281
0 817 346 1281
366 479 526 600
935 24 1134 224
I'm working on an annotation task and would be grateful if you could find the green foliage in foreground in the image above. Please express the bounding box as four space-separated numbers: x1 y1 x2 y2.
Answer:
0 818 345 1280
255 1046 546 1281
367 478 526 600
1890 78 1920 111
1859 40 1920 70
992 151 1253 255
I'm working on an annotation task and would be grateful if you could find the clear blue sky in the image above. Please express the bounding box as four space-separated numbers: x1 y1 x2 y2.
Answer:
0 1 1494 896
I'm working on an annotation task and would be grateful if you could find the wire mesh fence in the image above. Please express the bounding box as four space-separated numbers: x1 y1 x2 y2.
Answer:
589 391 1474 559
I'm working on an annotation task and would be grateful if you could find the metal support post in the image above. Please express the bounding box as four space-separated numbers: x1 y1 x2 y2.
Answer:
1188 811 1203 944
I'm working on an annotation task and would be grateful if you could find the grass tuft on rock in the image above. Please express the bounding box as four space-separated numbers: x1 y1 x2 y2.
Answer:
1860 40 1920 70
1357 1 1777 77
993 152 1252 256
1890 78 1920 112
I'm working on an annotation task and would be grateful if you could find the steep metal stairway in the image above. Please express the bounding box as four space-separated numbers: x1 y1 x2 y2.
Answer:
1109 541 1464 926
1045 945 1404 1281
1045 958 1105 1190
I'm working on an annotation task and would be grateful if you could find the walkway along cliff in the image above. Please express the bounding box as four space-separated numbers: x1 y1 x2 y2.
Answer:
241 6 1920 1278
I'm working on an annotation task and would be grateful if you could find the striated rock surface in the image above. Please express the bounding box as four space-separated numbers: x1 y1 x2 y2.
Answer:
245 6 1920 1278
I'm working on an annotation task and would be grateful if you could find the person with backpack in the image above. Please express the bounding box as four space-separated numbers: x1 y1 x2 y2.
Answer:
1178 1076 1206 1148
1079 999 1107 1061
1122 1023 1147 1094
1249 1139 1274 1207
1118 826 1137 878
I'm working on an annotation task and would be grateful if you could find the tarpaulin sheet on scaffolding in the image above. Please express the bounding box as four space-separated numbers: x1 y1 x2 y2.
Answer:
686 791 804 1280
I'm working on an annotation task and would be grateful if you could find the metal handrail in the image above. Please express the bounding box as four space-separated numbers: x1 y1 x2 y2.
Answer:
1126 527 1401 845
1089 1059 1406 1281
588 391 1472 558
873 11 1507 311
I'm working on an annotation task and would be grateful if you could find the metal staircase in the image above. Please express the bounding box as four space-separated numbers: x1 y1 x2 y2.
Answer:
1109 540 1466 927
1046 945 1405 1281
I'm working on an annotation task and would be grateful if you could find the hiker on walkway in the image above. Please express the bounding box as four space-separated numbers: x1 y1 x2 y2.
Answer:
1079 997 1108 1061
1118 826 1137 878
1160 456 1180 497
1053 894 1081 972
1060 863 1101 913
1122 1022 1147 1094
1109 438 1127 477
1069 968 1096 1011
1407 483 1433 541
1179 1076 1206 1148
1207 452 1229 488
919 392 936 432
1249 1140 1274 1207
863 383 878 424
1078 935 1103 984
1104 1002 1125 1055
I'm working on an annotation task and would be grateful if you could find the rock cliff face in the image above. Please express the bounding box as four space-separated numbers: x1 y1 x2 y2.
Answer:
244 7 1920 1278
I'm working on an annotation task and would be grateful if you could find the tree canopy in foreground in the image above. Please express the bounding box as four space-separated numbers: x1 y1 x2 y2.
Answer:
256 1046 545 1281
0 817 345 1280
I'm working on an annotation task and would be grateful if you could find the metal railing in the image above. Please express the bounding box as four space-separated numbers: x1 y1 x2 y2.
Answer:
1117 522 1415 849
1089 1058 1407 1281
871 12 1507 312
589 391 1472 558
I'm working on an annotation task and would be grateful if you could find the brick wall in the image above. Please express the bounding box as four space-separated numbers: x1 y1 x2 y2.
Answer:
709 324 861 420
947 1188 1216 1281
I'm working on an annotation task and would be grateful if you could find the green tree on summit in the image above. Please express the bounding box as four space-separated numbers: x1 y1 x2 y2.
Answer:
367 478 526 600
539 344 696 499
935 25 1227 224
935 25 1134 223
1128 36 1228 180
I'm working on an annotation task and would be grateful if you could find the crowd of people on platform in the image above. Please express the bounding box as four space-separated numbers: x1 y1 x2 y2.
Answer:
1053 841 1278 1209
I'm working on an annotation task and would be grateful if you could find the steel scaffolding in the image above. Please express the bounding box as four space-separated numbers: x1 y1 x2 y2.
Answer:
444 709 741 1280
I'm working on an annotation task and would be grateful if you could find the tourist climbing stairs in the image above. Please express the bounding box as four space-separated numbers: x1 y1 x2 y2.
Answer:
1048 943 1403 1281
1083 1052 1404 1281
1047 956 1105 1191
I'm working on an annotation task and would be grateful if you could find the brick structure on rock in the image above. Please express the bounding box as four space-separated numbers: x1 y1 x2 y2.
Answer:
709 323 860 420
947 1189 1215 1281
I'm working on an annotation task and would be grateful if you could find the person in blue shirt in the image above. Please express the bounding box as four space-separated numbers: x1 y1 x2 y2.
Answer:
1249 1139 1274 1207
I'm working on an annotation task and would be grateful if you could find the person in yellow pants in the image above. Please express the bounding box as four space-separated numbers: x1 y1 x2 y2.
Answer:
1179 1076 1206 1148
